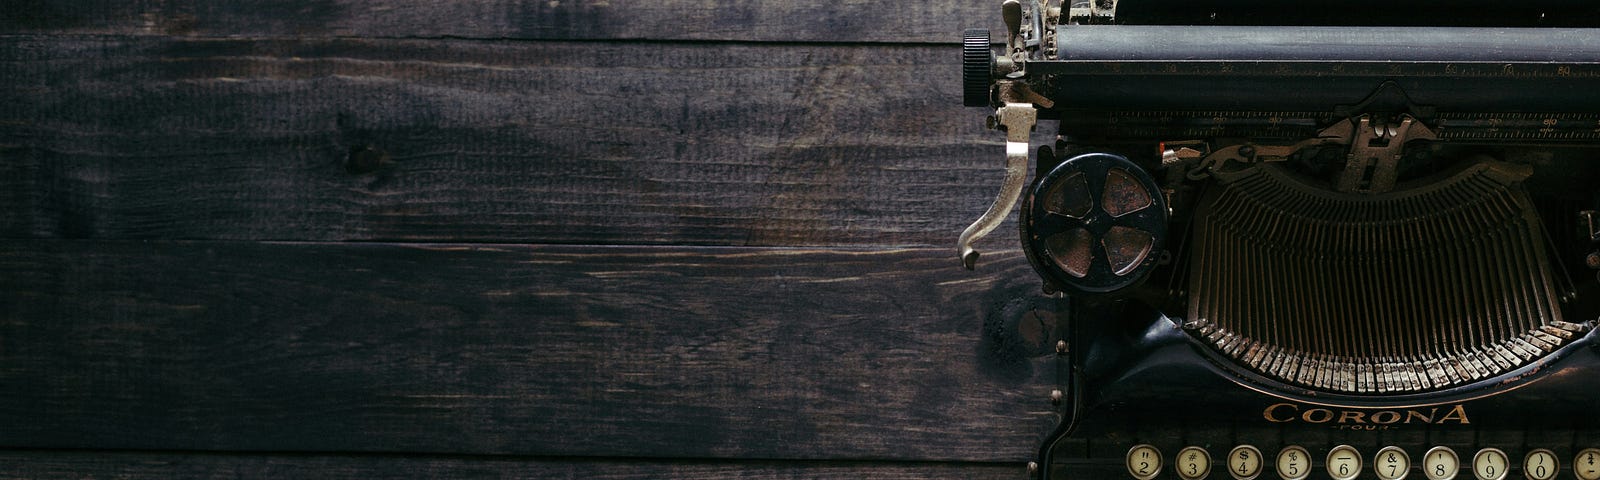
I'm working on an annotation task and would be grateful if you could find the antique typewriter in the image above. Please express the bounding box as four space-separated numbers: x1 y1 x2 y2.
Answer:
958 1 1600 479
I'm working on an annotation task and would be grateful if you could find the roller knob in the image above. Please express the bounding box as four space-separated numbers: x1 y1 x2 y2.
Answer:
963 29 994 107
1020 152 1169 296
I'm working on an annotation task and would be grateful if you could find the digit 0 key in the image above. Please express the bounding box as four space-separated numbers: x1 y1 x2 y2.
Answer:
1524 449 1558 480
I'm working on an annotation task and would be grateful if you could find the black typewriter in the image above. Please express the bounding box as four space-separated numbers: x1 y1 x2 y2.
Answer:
958 1 1600 479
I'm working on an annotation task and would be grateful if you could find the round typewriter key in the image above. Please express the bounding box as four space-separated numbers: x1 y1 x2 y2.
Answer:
1576 448 1600 480
1524 449 1558 480
1376 446 1412 480
1473 448 1509 480
1424 446 1460 480
1276 446 1311 480
1328 445 1363 480
1176 446 1211 480
1229 445 1263 480
1128 444 1163 480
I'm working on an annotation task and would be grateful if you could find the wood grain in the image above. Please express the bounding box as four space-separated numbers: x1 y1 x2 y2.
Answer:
0 36 1034 246
0 240 1062 461
0 450 1026 479
0 1 1007 44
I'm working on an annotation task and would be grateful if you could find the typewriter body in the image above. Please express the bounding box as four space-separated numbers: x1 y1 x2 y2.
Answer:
959 1 1600 479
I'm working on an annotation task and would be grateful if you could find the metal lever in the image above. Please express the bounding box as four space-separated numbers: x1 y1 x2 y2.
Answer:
1002 0 1023 39
959 102 1036 269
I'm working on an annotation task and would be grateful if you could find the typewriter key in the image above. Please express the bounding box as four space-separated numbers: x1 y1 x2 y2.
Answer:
1176 446 1211 480
1328 445 1363 480
1276 446 1311 480
1375 446 1411 480
1228 445 1263 480
1473 448 1509 480
1127 444 1162 480
1424 446 1460 480
1577 449 1600 480
1523 449 1558 480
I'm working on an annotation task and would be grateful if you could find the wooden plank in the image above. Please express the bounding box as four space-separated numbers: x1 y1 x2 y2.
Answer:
0 1 1007 44
0 450 1026 479
0 240 1062 461
0 36 1034 246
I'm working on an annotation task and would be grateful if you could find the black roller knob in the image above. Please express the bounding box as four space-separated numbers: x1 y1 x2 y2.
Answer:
963 29 995 107
1020 152 1169 296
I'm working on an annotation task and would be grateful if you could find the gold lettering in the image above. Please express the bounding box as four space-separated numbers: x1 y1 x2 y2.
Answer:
1262 403 1468 425
1264 403 1298 423
1370 411 1401 424
1438 404 1470 424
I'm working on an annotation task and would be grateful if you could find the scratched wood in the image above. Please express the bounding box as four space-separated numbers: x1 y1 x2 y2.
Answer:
0 240 1061 460
0 450 1025 479
0 36 1033 246
0 0 1061 473
0 0 1008 43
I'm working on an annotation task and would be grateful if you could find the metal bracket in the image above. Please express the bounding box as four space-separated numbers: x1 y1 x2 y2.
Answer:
1581 210 1600 243
1003 0 1050 62
959 101 1037 270
1067 0 1117 24
1335 115 1437 193
1180 128 1349 179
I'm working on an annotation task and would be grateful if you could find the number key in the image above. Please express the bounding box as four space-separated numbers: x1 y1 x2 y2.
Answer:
1375 446 1411 480
1328 445 1362 480
1177 446 1211 480
1473 448 1508 480
1127 444 1162 480
1277 446 1311 480
1524 449 1558 480
1424 446 1459 480
1229 445 1263 480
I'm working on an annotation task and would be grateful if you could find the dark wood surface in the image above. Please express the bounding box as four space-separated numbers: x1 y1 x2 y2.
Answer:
0 241 1060 460
0 1 1006 43
0 450 1024 479
0 36 1033 246
0 0 1058 477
